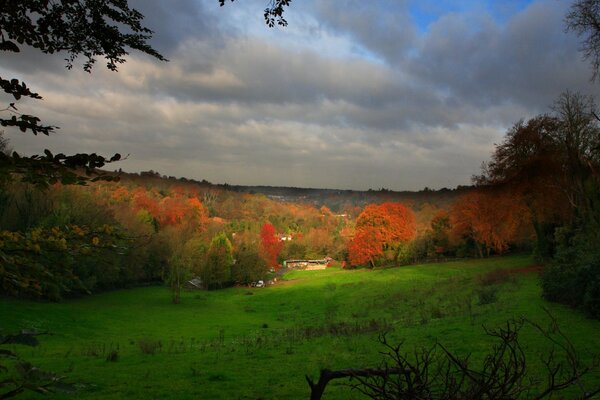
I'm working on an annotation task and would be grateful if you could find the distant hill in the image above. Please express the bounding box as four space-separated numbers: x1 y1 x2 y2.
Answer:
115 169 472 212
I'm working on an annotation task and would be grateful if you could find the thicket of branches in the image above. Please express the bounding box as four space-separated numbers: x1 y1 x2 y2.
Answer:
307 314 600 399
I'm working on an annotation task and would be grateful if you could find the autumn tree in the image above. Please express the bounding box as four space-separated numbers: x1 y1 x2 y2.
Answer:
450 189 530 257
260 223 283 270
348 202 416 267
347 228 384 267
477 91 600 317
477 92 599 259
356 203 416 245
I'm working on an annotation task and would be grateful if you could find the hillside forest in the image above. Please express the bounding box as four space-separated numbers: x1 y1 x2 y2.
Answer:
1 89 598 319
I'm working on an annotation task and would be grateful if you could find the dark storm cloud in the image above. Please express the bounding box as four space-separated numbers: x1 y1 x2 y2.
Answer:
314 0 598 120
410 1 595 112
127 0 223 56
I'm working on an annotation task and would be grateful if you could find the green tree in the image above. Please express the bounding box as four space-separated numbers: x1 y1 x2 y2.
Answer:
168 249 191 304
232 244 267 285
202 233 233 289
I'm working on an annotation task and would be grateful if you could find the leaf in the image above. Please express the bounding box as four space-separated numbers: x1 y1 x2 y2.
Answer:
110 153 121 162
0 40 20 52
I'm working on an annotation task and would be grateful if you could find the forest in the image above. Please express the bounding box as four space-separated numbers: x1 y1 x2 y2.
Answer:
1 86 599 318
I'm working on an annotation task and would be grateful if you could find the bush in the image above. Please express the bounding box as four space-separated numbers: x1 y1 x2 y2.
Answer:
580 263 600 319
541 202 600 318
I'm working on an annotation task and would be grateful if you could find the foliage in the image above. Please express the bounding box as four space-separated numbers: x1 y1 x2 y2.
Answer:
449 188 531 257
541 180 600 317
0 0 165 186
202 233 233 289
220 0 291 28
347 227 384 267
168 250 191 304
232 244 267 285
0 224 126 300
260 223 283 270
477 92 600 260
348 202 415 267
0 330 66 399
477 91 600 317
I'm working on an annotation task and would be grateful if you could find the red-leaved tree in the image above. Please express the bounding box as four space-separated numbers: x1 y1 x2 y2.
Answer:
260 223 283 270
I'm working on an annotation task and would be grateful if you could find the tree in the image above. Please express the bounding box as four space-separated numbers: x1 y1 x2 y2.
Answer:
348 202 416 267
477 91 600 316
0 0 166 185
347 227 384 268
167 249 191 304
232 244 267 285
477 92 600 259
356 203 416 245
450 189 530 257
219 0 291 28
260 223 283 270
306 315 600 400
567 0 600 80
202 233 233 289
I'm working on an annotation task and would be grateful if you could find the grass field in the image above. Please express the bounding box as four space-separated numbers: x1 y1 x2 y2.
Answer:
2 255 600 399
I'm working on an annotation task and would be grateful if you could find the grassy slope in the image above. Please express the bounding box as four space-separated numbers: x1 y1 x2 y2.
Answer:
2 255 600 399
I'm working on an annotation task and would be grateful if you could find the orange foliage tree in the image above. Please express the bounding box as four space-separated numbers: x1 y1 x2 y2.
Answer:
348 202 416 267
450 189 531 257
347 227 384 267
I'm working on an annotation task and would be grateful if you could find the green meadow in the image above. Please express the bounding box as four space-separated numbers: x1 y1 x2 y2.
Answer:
2 255 600 399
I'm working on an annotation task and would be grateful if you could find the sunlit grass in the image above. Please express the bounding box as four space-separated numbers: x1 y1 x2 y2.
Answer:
2 254 599 399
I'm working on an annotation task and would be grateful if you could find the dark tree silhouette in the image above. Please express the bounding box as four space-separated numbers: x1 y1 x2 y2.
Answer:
307 314 600 400
0 0 166 186
567 0 600 80
219 0 291 27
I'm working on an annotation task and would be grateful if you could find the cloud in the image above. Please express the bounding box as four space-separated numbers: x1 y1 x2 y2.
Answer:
2 0 599 191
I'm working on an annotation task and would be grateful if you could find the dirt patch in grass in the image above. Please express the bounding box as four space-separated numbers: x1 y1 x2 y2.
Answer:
509 264 543 274
276 279 301 287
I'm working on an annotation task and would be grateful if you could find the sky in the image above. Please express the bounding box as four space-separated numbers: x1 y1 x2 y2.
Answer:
2 0 599 191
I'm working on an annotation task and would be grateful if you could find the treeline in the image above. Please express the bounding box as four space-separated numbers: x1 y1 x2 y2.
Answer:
0 166 478 301
1 92 597 317
0 154 545 302
0 166 490 302
0 174 355 300
344 91 600 321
